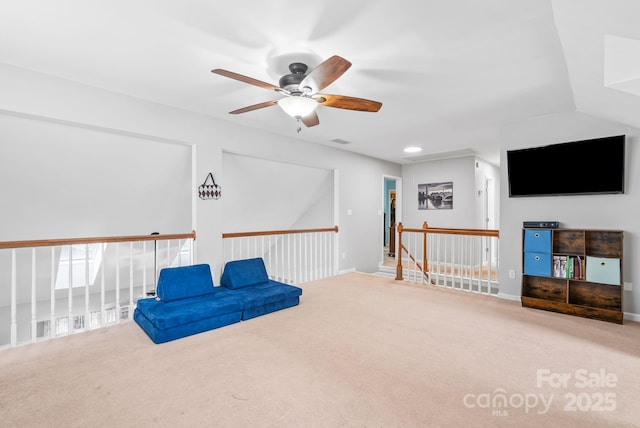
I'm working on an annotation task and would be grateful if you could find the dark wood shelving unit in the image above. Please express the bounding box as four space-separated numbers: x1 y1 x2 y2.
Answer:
521 228 623 324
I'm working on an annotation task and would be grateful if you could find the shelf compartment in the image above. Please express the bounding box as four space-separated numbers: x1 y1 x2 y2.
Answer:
585 231 623 258
521 297 623 324
522 276 566 302
553 229 585 254
569 281 622 312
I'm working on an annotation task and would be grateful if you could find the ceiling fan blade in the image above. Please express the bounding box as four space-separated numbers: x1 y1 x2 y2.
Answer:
314 94 382 112
301 111 320 127
211 69 283 92
300 55 352 92
229 100 278 114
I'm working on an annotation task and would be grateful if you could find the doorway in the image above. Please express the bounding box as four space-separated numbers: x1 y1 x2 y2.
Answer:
484 176 497 267
382 175 401 267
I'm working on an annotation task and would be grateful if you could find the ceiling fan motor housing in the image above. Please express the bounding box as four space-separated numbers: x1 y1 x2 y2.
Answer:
279 63 309 91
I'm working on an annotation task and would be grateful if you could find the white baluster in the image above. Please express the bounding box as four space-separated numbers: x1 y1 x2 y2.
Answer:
287 234 291 284
50 246 56 339
115 243 120 323
281 235 285 282
31 248 37 342
260 236 265 263
254 236 258 259
304 233 308 283
232 238 236 263
10 249 17 346
312 233 316 280
68 244 73 335
85 243 90 330
142 241 147 296
129 242 134 319
435 234 441 285
100 243 106 326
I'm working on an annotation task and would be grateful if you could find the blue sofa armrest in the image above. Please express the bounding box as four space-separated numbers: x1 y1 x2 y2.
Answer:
220 258 270 289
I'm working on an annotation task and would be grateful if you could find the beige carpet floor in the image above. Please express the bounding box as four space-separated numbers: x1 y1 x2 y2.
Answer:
1 272 639 427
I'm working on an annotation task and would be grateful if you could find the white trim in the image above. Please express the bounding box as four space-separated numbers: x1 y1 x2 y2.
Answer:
624 312 640 322
497 292 521 302
0 108 192 146
334 169 340 276
191 145 197 262
381 174 402 266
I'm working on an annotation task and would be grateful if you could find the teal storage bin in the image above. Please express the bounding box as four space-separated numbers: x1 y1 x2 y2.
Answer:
586 257 621 286
524 229 552 253
524 252 552 276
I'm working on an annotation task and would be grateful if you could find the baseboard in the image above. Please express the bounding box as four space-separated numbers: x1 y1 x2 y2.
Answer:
624 312 640 323
338 267 356 275
496 292 521 302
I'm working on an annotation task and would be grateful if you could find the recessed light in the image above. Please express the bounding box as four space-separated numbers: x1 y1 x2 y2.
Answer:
404 146 422 153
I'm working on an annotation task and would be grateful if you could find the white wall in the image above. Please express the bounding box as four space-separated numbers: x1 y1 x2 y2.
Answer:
401 157 478 229
0 113 192 240
0 63 401 278
498 111 640 317
220 152 333 232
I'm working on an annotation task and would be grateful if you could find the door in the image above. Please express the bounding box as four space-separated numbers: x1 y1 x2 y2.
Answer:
382 175 402 266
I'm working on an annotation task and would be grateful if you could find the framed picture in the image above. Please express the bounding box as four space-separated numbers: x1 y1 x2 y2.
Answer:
418 181 453 210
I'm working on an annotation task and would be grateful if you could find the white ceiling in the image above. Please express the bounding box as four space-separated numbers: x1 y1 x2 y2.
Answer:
1 0 639 165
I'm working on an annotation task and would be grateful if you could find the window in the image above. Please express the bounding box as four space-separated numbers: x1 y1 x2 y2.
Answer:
55 243 107 290
170 240 191 267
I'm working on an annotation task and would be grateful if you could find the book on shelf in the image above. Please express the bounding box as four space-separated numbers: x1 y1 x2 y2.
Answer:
553 255 567 278
574 256 584 280
552 255 585 279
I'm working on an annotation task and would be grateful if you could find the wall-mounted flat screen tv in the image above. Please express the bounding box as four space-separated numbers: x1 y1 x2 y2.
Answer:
507 135 625 197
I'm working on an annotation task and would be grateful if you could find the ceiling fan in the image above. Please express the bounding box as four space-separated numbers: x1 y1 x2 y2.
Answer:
211 55 382 129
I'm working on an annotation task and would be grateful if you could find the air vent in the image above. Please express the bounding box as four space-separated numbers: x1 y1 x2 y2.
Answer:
404 148 475 162
331 138 352 145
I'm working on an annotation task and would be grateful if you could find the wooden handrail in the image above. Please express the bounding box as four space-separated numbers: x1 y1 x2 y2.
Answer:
0 230 197 250
399 226 499 237
223 226 339 239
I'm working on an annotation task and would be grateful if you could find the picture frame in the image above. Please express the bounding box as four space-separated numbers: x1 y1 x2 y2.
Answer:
418 181 453 210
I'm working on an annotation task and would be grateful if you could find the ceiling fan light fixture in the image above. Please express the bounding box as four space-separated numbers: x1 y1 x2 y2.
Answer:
277 96 318 118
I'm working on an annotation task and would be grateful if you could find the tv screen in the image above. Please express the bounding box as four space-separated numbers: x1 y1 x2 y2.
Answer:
507 135 625 197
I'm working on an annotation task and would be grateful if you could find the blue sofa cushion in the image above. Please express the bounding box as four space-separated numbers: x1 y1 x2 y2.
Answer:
156 264 216 302
136 288 242 330
242 295 300 321
134 308 242 344
220 257 270 289
231 281 302 307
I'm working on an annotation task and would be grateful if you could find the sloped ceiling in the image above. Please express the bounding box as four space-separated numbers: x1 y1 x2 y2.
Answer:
552 0 640 130
0 0 638 165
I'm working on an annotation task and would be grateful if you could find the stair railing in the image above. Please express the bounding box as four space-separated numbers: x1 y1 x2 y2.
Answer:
222 226 339 284
396 222 500 295
0 231 196 349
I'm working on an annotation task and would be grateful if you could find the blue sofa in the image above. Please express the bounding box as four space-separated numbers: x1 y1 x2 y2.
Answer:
220 257 303 320
134 258 302 344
